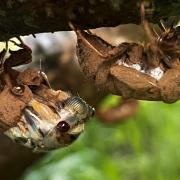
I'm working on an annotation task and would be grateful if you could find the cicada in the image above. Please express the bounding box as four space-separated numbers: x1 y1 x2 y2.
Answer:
0 37 94 152
5 96 94 152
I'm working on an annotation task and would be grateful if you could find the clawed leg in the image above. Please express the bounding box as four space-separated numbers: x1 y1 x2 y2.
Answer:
141 2 173 68
69 22 127 60
0 49 7 72
0 41 8 72
5 36 32 68
1 37 32 94
10 36 32 51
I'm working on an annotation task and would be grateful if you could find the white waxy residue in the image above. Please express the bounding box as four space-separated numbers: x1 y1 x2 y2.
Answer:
148 67 164 80
117 59 164 80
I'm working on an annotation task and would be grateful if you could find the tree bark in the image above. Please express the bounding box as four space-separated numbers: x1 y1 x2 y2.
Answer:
0 0 179 40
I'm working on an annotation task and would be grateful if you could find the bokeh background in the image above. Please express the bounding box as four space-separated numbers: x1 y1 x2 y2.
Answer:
0 23 179 180
22 100 180 180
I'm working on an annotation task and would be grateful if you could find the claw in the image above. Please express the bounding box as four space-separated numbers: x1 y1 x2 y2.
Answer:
0 49 6 71
10 37 32 52
160 19 168 32
9 39 21 47
69 21 127 60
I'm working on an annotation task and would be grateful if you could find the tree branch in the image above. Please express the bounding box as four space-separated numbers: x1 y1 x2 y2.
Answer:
0 0 179 40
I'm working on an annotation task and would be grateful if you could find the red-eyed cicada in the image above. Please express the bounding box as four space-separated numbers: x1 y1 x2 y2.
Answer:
5 96 94 152
0 37 94 152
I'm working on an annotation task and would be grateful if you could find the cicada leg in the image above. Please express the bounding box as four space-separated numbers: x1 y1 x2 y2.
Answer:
0 41 8 72
140 2 175 68
69 22 127 60
6 36 32 68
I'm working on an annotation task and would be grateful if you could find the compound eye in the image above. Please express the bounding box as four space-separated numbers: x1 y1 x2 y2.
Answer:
56 121 70 133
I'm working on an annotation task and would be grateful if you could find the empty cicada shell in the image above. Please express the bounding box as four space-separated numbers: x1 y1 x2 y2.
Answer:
71 11 180 103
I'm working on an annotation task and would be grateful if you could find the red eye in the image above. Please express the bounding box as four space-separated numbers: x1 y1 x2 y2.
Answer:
56 121 70 133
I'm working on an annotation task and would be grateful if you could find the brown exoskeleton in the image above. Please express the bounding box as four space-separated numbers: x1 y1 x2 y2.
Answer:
140 3 180 68
70 3 180 103
0 37 94 152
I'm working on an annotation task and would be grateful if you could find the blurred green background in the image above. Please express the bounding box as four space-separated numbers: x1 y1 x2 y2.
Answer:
21 95 180 180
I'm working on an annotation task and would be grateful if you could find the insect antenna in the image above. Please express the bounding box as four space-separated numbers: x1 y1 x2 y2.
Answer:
32 35 52 88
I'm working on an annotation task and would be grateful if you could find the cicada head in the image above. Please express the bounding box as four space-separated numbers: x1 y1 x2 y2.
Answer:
5 96 95 152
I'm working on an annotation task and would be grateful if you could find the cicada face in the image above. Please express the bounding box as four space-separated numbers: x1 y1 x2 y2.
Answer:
5 96 94 152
